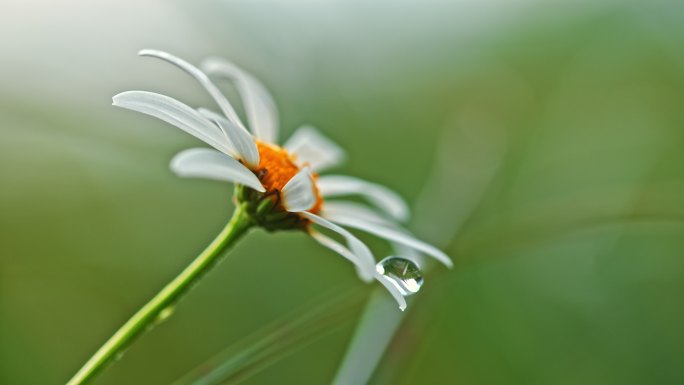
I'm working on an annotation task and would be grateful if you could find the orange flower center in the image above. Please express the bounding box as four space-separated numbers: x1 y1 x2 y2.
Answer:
252 141 323 213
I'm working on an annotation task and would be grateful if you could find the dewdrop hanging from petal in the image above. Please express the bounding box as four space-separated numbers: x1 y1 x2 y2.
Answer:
113 49 453 309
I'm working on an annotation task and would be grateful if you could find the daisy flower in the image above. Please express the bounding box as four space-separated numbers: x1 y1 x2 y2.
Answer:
68 49 453 385
113 49 452 310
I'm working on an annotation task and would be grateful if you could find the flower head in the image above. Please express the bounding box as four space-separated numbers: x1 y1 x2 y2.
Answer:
113 49 452 310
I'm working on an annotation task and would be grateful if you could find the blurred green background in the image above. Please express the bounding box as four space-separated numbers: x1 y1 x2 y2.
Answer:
2 1 684 384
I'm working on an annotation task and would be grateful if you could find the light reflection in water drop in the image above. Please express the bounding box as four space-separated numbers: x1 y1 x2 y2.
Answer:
375 257 423 296
146 305 176 332
154 305 176 325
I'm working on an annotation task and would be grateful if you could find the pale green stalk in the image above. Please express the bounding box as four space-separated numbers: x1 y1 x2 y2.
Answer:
332 125 504 384
330 289 406 385
66 205 254 385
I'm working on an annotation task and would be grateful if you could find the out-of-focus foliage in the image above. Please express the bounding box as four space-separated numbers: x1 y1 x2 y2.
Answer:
1 1 683 384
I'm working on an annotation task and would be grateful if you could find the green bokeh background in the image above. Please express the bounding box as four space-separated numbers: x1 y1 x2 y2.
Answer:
2 1 683 384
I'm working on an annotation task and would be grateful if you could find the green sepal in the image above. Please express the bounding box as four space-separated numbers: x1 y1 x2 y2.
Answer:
256 197 276 216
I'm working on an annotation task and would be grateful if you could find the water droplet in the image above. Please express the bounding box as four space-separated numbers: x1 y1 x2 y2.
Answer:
154 305 176 326
375 257 423 296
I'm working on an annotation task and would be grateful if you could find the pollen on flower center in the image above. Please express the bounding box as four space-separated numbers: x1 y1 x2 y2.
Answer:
252 141 323 213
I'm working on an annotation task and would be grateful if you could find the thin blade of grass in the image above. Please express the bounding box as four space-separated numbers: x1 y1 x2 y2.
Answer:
171 286 366 385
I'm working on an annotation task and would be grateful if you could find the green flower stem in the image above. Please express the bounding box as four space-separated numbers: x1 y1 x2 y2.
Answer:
66 205 254 385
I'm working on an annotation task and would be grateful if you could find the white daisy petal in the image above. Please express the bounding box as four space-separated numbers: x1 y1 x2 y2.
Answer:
322 201 397 228
281 167 316 212
139 49 244 128
392 243 426 266
284 126 346 172
113 91 235 156
198 108 260 168
301 211 375 281
201 57 278 143
374 272 408 311
309 230 373 282
317 176 410 222
322 212 453 268
170 148 265 192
